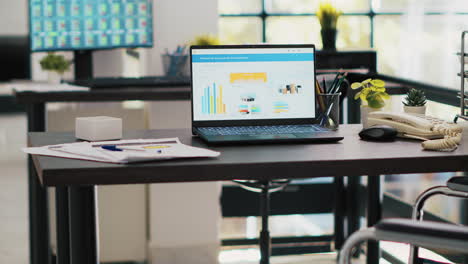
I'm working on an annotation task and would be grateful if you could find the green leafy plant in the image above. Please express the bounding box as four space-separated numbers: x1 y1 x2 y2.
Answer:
403 88 427 107
351 79 390 109
190 34 221 46
317 2 343 30
39 53 71 74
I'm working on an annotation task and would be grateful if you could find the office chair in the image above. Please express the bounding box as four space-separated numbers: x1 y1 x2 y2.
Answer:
232 179 291 264
338 176 468 264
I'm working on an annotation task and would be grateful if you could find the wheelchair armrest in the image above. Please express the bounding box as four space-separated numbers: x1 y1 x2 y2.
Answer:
374 218 468 253
447 176 468 193
339 219 468 264
376 218 468 241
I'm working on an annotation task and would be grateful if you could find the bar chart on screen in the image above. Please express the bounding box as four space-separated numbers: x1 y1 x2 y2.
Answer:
201 83 227 115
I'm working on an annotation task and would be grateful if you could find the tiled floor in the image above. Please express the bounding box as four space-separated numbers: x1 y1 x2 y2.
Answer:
0 113 351 264
223 253 345 264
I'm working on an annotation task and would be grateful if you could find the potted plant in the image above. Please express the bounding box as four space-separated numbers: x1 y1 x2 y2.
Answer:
190 34 221 46
317 2 342 50
403 88 427 114
351 79 390 128
40 52 71 84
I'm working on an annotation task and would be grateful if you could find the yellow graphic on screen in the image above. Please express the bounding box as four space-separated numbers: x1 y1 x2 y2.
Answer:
273 101 289 113
230 72 267 83
202 83 226 114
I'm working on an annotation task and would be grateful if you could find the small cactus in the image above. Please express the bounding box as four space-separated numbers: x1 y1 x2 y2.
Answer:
404 88 427 107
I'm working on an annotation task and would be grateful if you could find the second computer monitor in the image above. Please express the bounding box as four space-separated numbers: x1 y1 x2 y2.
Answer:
29 0 154 52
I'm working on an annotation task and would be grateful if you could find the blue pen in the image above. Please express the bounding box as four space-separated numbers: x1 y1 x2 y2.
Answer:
101 145 160 152
101 145 123 151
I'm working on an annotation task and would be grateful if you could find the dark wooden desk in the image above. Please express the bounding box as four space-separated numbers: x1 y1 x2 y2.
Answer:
15 86 190 264
16 50 377 264
29 125 468 264
15 87 190 104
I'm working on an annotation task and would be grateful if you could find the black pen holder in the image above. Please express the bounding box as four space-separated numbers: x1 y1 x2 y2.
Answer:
317 92 341 130
162 54 189 77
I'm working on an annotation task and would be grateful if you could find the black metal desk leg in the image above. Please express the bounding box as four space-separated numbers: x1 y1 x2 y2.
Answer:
334 176 345 250
347 176 361 237
367 175 382 264
69 186 99 264
260 181 271 264
26 103 51 264
55 187 70 264
347 176 362 258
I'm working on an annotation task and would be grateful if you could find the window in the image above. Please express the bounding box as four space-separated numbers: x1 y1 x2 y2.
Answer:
219 0 468 89
219 0 370 48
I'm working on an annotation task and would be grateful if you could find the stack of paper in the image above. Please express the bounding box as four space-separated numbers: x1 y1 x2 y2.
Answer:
23 138 220 164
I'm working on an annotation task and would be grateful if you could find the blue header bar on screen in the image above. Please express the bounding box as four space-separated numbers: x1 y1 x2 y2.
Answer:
192 53 314 63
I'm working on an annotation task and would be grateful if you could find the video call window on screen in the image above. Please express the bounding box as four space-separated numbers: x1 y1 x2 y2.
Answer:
29 0 154 52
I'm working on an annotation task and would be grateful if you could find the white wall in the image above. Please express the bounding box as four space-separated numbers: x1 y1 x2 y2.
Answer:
146 0 219 76
146 0 220 264
0 0 28 35
145 0 219 129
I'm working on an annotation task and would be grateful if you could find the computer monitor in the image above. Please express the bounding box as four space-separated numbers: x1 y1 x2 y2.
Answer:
0 36 31 81
29 0 154 52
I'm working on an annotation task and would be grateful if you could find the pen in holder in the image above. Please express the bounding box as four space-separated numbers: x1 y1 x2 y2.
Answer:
317 92 341 130
162 54 189 77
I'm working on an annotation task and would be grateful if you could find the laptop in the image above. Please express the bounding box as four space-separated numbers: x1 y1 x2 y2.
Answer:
190 44 343 145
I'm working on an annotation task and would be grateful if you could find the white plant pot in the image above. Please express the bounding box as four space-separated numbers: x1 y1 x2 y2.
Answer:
403 105 426 115
47 71 62 84
361 105 382 128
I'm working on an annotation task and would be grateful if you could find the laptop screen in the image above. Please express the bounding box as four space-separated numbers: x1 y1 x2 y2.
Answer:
191 46 316 122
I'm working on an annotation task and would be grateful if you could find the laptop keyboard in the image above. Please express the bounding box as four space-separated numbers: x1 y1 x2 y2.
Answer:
198 125 328 136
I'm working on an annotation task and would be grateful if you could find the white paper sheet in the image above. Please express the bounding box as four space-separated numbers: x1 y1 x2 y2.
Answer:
23 138 220 164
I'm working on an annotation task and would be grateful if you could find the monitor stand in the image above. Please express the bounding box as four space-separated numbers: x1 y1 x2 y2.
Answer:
74 50 93 80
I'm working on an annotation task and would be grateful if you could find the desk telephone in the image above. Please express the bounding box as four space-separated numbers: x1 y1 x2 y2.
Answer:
367 111 462 151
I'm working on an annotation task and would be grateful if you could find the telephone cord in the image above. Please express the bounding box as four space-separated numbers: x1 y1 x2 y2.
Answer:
422 125 462 151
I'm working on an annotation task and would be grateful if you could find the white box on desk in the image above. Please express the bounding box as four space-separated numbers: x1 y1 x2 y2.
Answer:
75 116 122 141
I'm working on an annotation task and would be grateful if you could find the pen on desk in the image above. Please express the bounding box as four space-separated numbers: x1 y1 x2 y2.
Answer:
101 145 146 152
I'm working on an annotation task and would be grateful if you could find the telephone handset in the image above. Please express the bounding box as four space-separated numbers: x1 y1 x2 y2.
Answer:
367 111 463 151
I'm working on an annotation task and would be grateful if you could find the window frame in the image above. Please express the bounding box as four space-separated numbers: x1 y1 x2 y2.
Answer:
219 0 468 47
